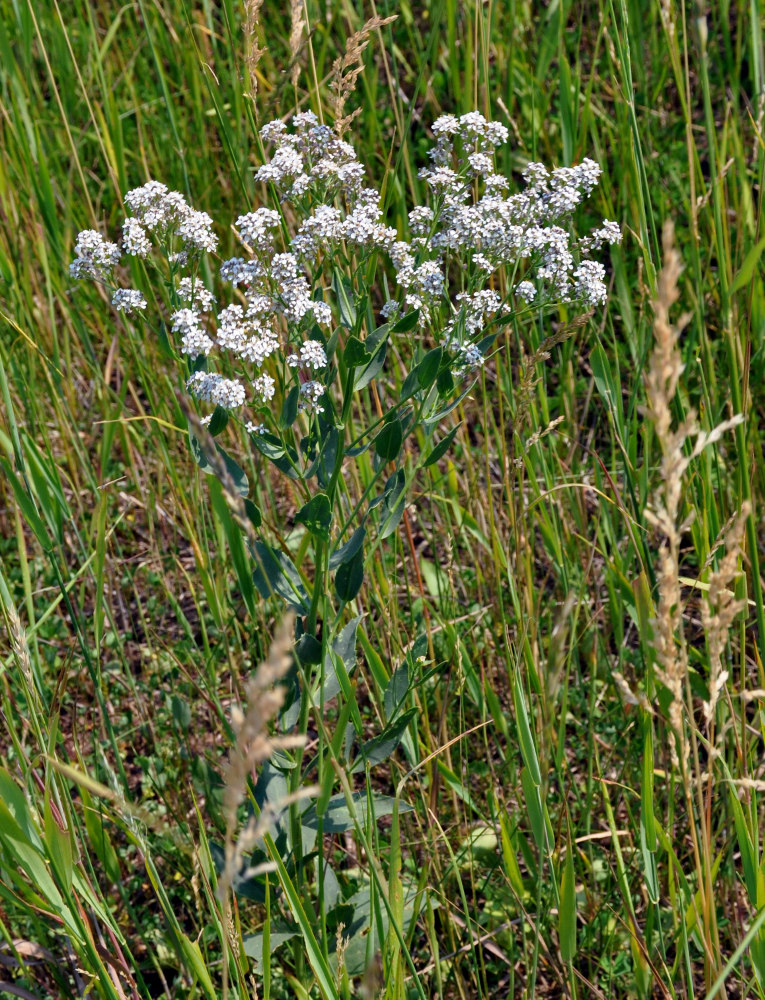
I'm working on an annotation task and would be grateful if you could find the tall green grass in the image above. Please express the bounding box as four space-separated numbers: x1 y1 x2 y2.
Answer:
1 1 764 997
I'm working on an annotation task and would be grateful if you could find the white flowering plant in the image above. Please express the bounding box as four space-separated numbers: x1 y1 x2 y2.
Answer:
70 110 619 968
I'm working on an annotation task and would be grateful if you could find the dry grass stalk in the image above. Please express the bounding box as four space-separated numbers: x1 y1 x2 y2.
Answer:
644 221 744 768
289 0 306 89
701 502 750 727
644 220 693 768
244 0 266 99
328 15 397 134
218 614 310 995
219 613 306 903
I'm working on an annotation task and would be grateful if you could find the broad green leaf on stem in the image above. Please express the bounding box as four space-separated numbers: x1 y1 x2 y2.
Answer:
264 834 341 1000
251 540 310 612
391 309 420 332
243 923 300 967
329 525 366 569
343 335 371 368
351 707 418 773
252 431 301 480
207 405 228 436
423 424 460 467
354 324 390 391
335 546 364 602
302 792 412 832
319 615 363 703
279 385 300 429
375 418 403 461
416 346 443 389
384 659 410 721
295 492 332 542
189 426 249 496
377 470 406 539
423 380 474 425
332 269 356 330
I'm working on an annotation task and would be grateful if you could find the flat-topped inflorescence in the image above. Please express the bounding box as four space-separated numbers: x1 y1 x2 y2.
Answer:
70 112 620 432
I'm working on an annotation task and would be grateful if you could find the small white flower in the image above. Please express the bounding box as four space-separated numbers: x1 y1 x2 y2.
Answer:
245 421 267 435
69 230 121 279
593 220 622 245
186 371 245 409
573 260 607 306
287 339 327 371
236 208 281 251
172 308 214 356
178 210 218 253
299 379 325 414
220 257 264 287
122 217 151 257
112 288 147 313
252 373 276 403
516 280 537 303
177 276 215 312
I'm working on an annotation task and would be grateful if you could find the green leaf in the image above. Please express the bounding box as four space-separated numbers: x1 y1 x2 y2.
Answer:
384 660 410 720
329 525 366 569
1 460 50 549
295 633 323 665
207 406 228 436
343 336 371 368
375 419 403 462
335 546 364 602
319 616 363 703
244 498 262 529
279 385 300 429
353 325 390 391
251 540 310 612
332 269 356 329
436 368 454 397
264 834 341 999
302 792 412 832
513 669 541 786
731 234 765 294
171 695 191 731
423 424 460 467
351 708 418 773
378 470 407 539
189 428 249 496
559 845 577 962
416 347 443 389
243 924 300 966
392 309 420 332
252 432 301 480
295 493 332 542
424 381 474 425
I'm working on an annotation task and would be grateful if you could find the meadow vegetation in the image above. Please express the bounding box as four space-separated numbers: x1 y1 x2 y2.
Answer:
1 2 764 998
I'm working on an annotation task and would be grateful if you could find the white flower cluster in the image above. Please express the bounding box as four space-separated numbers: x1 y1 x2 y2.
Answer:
257 112 397 261
123 181 218 256
70 230 121 280
187 371 246 409
388 112 621 336
72 111 619 430
287 340 327 370
112 288 147 313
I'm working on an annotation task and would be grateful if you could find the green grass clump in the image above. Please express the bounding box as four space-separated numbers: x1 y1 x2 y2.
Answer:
1 1 765 998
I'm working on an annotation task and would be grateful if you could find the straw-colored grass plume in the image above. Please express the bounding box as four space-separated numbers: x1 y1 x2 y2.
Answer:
644 220 744 768
329 14 397 134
